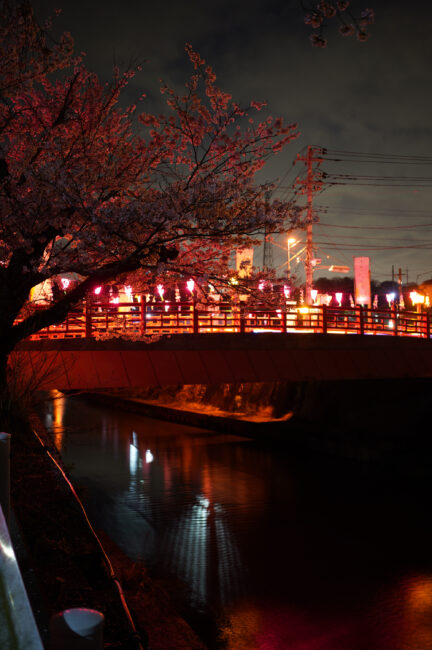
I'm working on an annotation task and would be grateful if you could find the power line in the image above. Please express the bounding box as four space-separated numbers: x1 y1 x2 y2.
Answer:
316 222 432 231
321 149 432 163
312 241 432 250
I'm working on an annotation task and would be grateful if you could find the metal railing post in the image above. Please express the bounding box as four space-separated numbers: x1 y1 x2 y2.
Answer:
359 306 364 335
321 305 327 334
193 301 199 334
50 608 104 650
85 298 92 338
140 295 146 336
240 307 245 333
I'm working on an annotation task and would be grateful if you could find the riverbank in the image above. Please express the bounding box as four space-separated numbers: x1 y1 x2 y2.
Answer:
10 413 207 649
73 383 432 470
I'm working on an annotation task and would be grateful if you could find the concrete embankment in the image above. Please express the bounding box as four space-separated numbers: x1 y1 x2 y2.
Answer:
72 376 432 467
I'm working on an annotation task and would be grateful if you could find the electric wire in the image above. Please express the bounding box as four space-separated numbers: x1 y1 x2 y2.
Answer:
275 147 432 273
316 221 432 230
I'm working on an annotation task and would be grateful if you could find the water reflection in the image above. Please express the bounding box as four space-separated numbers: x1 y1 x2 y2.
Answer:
41 392 432 649
45 389 65 452
162 494 244 609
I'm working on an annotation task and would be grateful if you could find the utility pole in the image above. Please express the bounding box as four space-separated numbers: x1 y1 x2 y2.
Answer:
262 226 274 271
295 146 323 304
262 191 274 271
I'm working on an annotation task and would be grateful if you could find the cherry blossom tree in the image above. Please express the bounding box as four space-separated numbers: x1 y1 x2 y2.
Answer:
300 1 375 47
0 1 299 419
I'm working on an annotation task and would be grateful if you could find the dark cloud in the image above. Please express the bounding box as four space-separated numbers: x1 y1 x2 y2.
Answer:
31 0 432 281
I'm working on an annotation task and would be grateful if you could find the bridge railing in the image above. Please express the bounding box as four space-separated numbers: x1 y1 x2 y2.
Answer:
25 301 431 340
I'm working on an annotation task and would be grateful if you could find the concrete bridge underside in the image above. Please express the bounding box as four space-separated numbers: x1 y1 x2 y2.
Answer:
14 333 432 391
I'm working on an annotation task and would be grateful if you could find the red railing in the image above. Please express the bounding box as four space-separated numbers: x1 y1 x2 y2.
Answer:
25 301 432 340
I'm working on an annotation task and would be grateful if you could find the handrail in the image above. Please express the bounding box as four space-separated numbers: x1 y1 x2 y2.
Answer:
24 301 431 341
0 504 44 650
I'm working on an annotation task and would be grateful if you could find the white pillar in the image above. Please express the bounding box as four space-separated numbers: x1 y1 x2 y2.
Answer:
50 608 104 649
0 432 11 526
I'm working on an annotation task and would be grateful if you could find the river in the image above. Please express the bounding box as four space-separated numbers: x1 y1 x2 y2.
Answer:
41 390 432 650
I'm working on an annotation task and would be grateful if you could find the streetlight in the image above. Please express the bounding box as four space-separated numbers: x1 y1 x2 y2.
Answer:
287 237 296 278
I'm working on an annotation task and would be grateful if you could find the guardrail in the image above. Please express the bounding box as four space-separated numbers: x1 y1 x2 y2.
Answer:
0 504 44 649
26 301 431 340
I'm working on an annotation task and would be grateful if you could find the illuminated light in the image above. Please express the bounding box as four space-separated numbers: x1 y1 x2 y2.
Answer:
410 291 425 305
145 449 154 464
310 289 318 303
335 292 343 307
426 296 430 307
388 319 395 329
124 285 133 298
252 328 282 333
298 307 309 314
60 277 70 289
157 283 164 299
283 285 290 299
186 279 195 294
94 286 102 295
288 237 296 244
386 292 395 306
229 277 239 285
258 281 265 291
110 296 120 304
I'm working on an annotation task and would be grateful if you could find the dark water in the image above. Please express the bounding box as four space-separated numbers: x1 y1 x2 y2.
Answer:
42 391 432 650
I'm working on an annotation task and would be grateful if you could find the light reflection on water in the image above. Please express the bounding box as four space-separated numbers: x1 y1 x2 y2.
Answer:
42 392 432 650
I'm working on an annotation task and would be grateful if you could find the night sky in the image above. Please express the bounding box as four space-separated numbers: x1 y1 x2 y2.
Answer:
31 0 432 284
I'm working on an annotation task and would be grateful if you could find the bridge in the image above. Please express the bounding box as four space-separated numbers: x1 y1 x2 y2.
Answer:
14 301 432 455
16 330 432 393
14 302 432 390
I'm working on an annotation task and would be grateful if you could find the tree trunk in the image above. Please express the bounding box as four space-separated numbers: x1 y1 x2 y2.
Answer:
0 348 31 433
0 349 12 430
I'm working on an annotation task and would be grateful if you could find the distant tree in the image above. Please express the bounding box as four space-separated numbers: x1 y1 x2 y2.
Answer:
314 275 354 294
300 1 375 47
0 1 299 421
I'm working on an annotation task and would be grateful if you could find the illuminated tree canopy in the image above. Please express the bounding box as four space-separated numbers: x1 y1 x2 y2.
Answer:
0 1 299 413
